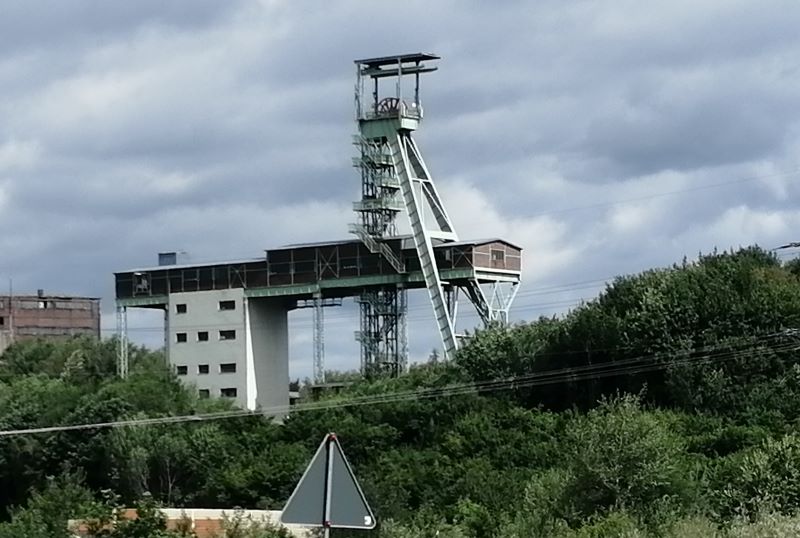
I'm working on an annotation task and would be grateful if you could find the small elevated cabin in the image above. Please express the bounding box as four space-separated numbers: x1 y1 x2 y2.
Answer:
435 239 522 272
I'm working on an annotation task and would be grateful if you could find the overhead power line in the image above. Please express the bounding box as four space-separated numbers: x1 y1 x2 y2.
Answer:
107 244 800 336
128 167 800 272
0 332 795 438
528 168 800 218
102 276 616 334
101 297 592 334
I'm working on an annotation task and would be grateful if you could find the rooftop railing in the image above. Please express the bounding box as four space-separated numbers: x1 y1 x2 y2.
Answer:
362 98 423 121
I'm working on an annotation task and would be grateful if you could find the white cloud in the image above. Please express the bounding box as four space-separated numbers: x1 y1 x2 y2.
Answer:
0 139 41 171
441 180 579 283
696 206 799 249
608 203 656 234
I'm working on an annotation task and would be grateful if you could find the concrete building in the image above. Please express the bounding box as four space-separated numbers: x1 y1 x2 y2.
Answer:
166 287 289 411
0 291 101 355
115 237 522 410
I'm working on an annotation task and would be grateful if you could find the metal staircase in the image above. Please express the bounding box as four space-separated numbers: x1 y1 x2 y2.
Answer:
348 223 406 273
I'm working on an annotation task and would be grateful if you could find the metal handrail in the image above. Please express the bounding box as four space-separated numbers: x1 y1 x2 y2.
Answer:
362 100 423 121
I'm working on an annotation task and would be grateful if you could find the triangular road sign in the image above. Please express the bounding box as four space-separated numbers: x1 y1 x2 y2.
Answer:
281 433 376 530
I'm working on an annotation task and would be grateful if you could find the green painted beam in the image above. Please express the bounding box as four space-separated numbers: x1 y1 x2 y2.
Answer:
244 269 484 298
473 271 522 283
117 295 168 307
246 284 320 298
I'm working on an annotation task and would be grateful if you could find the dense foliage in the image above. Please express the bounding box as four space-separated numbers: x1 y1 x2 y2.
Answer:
2 246 800 537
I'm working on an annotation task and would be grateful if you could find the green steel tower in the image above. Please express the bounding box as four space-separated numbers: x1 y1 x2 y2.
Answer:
350 53 520 377
351 54 459 376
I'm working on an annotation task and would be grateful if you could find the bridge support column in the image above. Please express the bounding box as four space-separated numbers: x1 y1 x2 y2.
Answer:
116 304 128 378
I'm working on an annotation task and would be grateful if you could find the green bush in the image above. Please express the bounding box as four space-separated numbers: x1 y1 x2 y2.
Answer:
563 394 692 520
216 508 294 538
716 434 800 518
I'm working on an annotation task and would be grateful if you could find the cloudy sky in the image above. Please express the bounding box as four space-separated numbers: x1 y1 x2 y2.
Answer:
2 0 800 378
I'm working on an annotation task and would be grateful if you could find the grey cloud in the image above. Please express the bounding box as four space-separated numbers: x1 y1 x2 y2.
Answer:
0 0 242 54
3 1 800 379
581 73 798 175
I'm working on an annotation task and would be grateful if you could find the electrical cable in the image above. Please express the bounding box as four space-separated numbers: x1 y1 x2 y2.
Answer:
526 168 800 218
1 332 795 438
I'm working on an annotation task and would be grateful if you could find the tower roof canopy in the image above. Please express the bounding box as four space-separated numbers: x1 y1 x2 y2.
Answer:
354 52 440 67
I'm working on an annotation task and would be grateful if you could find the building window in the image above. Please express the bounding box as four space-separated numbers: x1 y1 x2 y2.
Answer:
198 364 209 375
220 363 237 374
220 387 238 398
198 389 210 399
176 332 187 343
219 300 236 311
176 303 187 314
491 249 505 262
0 316 4 327
197 331 209 342
176 365 188 376
219 329 236 341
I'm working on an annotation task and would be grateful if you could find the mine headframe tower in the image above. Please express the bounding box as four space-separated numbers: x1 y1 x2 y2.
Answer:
349 53 517 377
114 53 520 386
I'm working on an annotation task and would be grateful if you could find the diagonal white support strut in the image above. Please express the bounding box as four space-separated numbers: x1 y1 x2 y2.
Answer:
390 133 458 359
406 137 458 238
465 280 520 325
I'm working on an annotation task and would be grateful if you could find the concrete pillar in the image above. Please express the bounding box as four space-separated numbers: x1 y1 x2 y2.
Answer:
246 298 290 413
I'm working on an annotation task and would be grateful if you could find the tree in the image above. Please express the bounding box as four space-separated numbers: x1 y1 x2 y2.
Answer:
0 475 93 538
715 433 800 519
562 394 692 520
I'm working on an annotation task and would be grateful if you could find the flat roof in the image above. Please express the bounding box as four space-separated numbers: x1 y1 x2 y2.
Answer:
274 238 364 250
275 236 414 250
354 53 440 67
0 294 100 301
273 237 523 252
446 238 524 250
116 258 264 274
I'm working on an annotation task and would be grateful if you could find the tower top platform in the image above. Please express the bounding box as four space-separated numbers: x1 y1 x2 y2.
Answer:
354 52 439 65
354 52 439 122
355 52 440 68
355 52 439 86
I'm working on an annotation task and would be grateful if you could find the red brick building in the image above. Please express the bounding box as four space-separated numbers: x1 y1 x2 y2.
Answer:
0 291 100 355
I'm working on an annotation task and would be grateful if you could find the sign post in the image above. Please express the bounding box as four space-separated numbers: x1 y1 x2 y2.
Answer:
281 433 376 535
